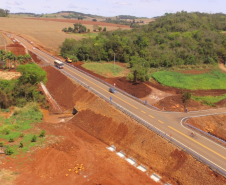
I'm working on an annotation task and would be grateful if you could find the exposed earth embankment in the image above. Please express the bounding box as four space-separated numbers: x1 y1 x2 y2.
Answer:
42 66 226 185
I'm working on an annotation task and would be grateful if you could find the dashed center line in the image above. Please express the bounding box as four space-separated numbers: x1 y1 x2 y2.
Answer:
141 111 146 114
149 115 154 118
158 120 164 124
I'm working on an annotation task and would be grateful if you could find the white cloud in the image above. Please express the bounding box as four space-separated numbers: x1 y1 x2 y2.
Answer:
42 6 50 8
7 1 23 5
68 3 77 8
115 2 132 5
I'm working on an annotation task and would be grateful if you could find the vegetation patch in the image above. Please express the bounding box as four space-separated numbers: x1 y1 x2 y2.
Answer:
82 62 125 77
152 70 226 90
192 94 226 106
0 103 45 156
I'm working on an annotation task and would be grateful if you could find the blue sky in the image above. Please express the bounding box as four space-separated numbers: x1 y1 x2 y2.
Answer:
2 0 225 18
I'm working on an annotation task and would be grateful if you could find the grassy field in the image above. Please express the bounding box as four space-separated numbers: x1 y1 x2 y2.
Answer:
152 70 226 90
0 103 45 156
82 63 127 77
192 94 226 106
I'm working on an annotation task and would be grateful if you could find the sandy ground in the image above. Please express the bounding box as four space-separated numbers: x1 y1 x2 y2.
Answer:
0 71 21 80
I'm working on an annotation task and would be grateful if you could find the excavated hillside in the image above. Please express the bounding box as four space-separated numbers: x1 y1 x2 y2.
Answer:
42 66 226 185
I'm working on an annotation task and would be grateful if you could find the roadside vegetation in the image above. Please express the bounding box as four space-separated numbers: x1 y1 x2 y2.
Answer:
60 12 226 82
191 94 226 106
0 63 48 156
152 70 226 90
0 49 32 69
82 62 125 77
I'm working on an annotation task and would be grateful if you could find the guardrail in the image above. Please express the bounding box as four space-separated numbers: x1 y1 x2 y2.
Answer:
60 70 226 179
30 47 226 179
33 48 160 111
186 123 226 146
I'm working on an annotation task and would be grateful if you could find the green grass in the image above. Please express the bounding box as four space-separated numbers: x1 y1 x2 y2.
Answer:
82 62 126 77
152 70 226 90
0 103 44 156
192 94 226 106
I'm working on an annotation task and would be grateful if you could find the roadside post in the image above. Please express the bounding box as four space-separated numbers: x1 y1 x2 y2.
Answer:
114 83 116 87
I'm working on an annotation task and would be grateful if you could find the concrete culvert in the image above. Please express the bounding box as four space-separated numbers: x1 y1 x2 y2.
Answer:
72 107 78 115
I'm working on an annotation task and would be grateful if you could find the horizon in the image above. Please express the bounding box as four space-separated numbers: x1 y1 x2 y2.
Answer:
1 0 226 18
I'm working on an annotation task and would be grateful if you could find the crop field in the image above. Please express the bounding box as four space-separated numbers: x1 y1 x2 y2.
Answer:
82 62 128 77
152 70 226 90
0 17 129 53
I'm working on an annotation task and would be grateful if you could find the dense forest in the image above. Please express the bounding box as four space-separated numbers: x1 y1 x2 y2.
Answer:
60 12 226 81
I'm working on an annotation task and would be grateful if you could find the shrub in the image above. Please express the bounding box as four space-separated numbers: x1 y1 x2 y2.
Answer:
20 133 24 138
19 141 23 148
9 137 14 142
31 135 37 142
0 142 3 147
39 130 45 138
5 147 14 155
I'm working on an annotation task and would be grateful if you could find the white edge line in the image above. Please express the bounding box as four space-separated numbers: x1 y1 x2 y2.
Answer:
180 115 226 150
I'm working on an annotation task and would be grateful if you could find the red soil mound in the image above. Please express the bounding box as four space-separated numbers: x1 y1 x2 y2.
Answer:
26 18 130 28
6 43 26 56
153 95 211 112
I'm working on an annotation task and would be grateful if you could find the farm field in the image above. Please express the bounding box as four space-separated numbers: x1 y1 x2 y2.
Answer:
0 17 129 54
152 70 226 90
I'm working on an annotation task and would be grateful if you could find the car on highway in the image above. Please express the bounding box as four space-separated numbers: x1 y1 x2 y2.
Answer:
33 47 35 49
109 87 116 94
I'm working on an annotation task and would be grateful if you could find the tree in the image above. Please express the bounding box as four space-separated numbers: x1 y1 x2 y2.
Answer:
17 55 25 65
24 54 32 63
182 92 191 110
98 27 102 32
17 63 47 85
103 27 107 32
129 56 149 82
92 18 97 21
0 89 10 109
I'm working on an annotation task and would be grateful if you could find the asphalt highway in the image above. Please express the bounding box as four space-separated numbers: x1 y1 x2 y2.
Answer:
4 32 226 175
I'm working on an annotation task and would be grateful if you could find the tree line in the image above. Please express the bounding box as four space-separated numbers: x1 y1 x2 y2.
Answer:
0 63 47 109
0 50 32 69
60 11 226 82
0 9 10 17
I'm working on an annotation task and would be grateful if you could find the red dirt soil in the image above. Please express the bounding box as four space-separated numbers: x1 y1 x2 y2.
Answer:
187 114 226 142
25 18 130 29
38 66 226 185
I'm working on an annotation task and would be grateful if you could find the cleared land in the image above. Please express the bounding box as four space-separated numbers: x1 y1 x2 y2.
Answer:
152 70 226 90
0 17 129 53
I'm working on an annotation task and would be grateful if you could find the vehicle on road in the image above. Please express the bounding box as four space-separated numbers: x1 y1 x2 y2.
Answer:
54 60 64 69
65 57 72 63
109 87 116 94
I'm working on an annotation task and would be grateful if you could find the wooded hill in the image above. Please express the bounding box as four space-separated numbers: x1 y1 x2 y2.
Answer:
60 11 226 68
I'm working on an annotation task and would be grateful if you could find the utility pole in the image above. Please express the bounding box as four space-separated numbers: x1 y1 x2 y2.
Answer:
114 53 115 69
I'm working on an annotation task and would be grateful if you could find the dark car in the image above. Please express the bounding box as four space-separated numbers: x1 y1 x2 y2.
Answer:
109 87 117 94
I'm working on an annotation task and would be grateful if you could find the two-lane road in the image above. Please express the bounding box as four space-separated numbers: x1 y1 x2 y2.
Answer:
4 32 226 175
